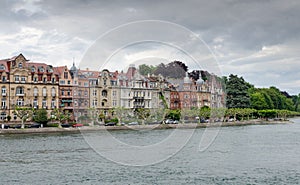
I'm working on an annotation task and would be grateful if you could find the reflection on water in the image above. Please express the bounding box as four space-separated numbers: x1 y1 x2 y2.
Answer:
0 118 300 184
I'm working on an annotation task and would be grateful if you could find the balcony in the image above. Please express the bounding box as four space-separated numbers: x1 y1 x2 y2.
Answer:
16 93 25 96
2 92 6 96
42 106 48 109
33 105 39 109
1 106 7 110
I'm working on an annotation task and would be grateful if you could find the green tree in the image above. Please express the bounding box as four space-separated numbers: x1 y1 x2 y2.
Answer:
250 92 269 110
138 64 156 76
51 108 69 128
226 74 251 108
13 106 33 129
33 109 49 126
134 108 150 125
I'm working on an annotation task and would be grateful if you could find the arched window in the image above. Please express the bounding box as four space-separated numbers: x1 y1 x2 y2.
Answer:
33 87 38 96
31 66 35 72
42 87 47 96
0 64 5 70
102 90 107 97
39 66 44 72
16 87 24 95
18 62 22 68
51 87 56 96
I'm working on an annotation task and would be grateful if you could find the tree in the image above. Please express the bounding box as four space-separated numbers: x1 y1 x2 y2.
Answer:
33 109 49 126
165 109 181 121
13 106 33 129
134 108 150 125
51 108 69 128
226 74 251 108
154 61 188 78
199 106 211 121
138 64 156 76
250 92 269 110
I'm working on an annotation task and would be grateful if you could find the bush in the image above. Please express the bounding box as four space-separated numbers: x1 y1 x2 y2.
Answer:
105 117 119 123
46 123 59 127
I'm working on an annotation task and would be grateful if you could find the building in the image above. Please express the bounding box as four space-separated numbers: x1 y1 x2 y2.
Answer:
0 54 59 121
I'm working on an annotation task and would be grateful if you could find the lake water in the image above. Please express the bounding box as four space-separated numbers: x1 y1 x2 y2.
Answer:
1 118 300 184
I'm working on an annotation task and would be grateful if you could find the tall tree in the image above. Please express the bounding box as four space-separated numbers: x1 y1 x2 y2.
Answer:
226 74 251 108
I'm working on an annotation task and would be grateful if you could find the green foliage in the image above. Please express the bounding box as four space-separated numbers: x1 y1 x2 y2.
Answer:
154 61 188 78
199 106 211 119
105 117 119 123
138 64 157 76
226 74 251 108
165 109 181 120
249 87 295 111
33 109 49 125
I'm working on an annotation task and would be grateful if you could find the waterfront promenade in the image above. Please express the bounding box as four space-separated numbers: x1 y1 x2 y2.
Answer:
0 119 293 135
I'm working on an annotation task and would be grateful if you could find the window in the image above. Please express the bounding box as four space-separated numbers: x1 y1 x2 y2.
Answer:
67 90 71 96
17 98 24 106
2 76 6 82
60 80 65 85
92 90 97 96
18 62 22 68
84 90 88 96
1 87 6 95
21 76 26 82
15 75 19 82
64 72 68 79
0 64 5 70
51 88 56 96
103 80 107 86
0 112 6 120
113 100 117 107
39 67 44 72
42 88 47 96
33 99 38 108
51 99 55 108
33 87 38 96
43 77 47 83
52 78 55 83
31 66 35 72
33 76 38 82
84 82 88 87
112 91 116 97
67 80 70 85
16 87 24 95
128 100 131 107
1 99 6 108
92 99 97 107
102 90 107 97
61 90 64 96
42 99 47 108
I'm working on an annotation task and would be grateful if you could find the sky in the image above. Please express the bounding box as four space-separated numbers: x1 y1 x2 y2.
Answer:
0 0 299 95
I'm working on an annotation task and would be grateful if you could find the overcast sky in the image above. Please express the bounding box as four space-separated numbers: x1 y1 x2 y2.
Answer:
0 0 299 94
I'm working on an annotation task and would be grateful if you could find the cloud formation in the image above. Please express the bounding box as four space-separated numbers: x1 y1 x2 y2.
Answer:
0 0 299 94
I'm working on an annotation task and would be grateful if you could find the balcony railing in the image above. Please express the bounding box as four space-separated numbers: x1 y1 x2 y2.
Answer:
2 92 6 96
16 93 25 96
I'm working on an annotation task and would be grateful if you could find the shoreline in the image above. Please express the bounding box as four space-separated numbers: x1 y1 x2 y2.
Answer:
0 119 294 135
